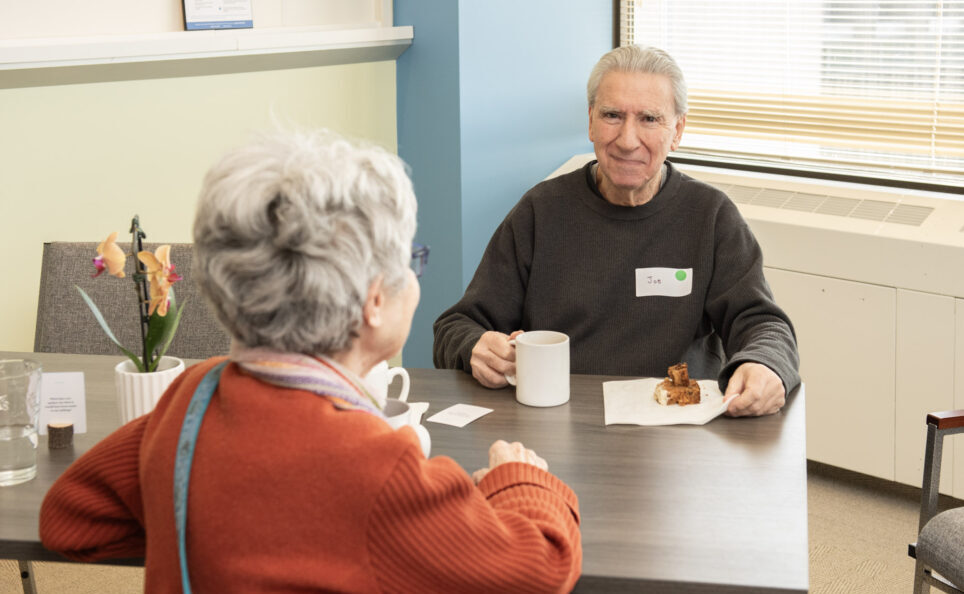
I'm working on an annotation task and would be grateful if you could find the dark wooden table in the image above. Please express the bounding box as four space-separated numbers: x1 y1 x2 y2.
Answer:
0 351 808 593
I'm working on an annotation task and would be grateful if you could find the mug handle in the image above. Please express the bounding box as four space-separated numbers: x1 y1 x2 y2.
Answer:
413 424 431 458
387 367 411 402
504 338 517 386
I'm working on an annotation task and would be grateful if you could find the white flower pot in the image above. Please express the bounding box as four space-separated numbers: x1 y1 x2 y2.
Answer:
114 356 185 424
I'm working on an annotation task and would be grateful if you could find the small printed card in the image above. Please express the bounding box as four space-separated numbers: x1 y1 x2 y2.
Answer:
183 0 253 31
426 404 493 428
39 372 87 435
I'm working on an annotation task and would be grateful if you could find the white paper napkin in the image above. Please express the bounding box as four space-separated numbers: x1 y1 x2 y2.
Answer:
603 378 728 426
426 404 493 428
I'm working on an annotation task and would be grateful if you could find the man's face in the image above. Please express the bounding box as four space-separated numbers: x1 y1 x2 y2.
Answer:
588 71 686 205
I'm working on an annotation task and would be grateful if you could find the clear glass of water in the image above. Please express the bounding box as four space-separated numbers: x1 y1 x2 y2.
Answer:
0 359 42 487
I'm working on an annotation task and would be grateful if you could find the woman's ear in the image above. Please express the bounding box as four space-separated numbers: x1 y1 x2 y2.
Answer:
362 276 385 328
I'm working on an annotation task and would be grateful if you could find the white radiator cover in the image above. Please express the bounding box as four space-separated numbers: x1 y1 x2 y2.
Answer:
550 154 964 496
680 163 964 299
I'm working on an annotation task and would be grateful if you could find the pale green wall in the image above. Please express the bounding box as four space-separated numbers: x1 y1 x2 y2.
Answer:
0 62 398 351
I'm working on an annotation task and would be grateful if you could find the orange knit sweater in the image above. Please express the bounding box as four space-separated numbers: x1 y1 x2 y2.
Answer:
39 359 581 593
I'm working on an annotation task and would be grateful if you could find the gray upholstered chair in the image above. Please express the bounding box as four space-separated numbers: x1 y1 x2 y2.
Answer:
34 241 231 360
910 410 964 594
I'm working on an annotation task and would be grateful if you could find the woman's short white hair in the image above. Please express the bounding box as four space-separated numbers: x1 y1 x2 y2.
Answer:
587 45 688 116
192 129 417 355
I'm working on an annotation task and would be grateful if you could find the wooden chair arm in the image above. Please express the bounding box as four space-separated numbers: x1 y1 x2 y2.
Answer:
927 410 964 431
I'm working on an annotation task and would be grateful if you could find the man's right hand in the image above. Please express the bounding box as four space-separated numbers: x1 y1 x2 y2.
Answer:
470 330 524 388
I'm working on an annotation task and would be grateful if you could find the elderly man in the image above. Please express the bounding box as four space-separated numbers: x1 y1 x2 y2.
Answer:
433 46 799 417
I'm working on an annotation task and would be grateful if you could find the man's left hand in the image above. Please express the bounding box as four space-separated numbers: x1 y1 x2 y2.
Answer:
723 362 785 417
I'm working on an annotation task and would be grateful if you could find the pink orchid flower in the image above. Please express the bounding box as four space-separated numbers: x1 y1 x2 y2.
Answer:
92 232 127 278
137 245 183 316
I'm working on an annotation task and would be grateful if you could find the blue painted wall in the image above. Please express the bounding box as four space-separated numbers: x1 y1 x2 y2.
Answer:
395 2 464 370
397 1 613 368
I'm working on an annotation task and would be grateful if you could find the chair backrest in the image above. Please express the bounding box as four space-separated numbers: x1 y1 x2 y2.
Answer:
910 410 964 593
34 242 232 359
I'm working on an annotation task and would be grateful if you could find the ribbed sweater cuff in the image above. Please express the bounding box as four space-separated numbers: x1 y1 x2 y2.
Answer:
458 329 485 373
720 353 799 395
478 462 580 522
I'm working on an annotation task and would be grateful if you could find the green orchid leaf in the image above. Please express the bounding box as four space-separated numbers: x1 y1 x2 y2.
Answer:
122 350 146 373
153 301 185 369
76 286 145 372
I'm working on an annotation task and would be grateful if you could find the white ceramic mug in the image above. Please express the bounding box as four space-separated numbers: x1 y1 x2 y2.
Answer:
505 330 570 407
383 398 431 457
364 361 410 406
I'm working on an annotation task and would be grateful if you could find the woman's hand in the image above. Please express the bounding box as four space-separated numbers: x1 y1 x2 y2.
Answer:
472 440 547 484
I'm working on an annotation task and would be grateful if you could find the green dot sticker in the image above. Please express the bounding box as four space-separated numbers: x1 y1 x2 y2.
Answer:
675 270 687 281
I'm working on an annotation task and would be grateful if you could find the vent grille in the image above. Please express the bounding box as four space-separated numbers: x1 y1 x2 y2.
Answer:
816 197 861 217
751 189 795 208
783 193 826 212
715 183 933 227
851 200 895 221
888 205 935 226
726 185 759 203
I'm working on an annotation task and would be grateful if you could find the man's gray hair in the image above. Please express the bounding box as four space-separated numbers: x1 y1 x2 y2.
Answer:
192 129 417 355
587 45 688 116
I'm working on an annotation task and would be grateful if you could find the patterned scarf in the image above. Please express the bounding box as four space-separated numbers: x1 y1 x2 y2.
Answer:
230 346 384 419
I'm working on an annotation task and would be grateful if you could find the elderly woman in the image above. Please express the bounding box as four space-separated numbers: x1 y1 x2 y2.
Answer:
40 130 582 593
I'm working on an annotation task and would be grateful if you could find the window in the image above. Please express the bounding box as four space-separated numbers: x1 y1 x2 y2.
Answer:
622 0 964 189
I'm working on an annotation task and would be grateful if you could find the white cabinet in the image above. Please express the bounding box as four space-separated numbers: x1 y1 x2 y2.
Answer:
766 269 962 497
765 268 896 480
671 160 964 497
895 290 955 493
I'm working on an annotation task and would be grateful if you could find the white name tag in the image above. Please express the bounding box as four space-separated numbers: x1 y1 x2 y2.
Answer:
635 267 693 297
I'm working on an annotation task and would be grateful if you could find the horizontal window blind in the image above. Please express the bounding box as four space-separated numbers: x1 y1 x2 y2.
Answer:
622 0 964 186
618 0 635 46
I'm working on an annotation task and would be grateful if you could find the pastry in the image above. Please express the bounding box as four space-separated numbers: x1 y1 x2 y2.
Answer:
654 363 701 406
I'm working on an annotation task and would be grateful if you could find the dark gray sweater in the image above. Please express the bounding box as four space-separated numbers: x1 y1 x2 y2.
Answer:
433 161 800 393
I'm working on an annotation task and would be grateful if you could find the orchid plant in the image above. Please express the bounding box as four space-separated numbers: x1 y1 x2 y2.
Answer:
76 216 185 372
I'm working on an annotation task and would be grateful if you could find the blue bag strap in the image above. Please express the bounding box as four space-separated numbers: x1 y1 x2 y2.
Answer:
173 360 227 594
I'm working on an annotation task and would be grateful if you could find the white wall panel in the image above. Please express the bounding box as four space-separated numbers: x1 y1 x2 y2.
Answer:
766 268 896 480
894 290 955 492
